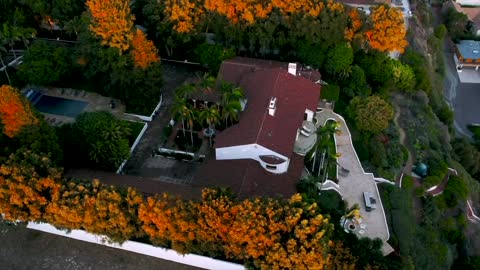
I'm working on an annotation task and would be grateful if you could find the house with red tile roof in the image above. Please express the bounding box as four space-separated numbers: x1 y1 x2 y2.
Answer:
196 57 321 198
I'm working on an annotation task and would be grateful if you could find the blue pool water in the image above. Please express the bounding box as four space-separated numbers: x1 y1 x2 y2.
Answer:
34 95 88 118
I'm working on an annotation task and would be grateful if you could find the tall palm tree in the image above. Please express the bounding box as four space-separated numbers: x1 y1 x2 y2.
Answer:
221 99 241 127
198 73 215 92
171 97 192 137
310 120 340 178
185 109 197 146
175 83 197 100
199 105 220 147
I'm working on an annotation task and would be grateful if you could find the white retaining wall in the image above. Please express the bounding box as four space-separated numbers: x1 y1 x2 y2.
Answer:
27 222 245 270
116 121 148 174
124 95 163 122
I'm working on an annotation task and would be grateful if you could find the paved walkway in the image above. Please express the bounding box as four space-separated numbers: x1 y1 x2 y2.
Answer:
315 108 394 256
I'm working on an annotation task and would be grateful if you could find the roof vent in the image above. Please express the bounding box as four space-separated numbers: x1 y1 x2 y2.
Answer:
288 63 297 76
268 97 277 116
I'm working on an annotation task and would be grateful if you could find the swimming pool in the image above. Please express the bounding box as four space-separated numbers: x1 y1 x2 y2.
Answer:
34 95 88 118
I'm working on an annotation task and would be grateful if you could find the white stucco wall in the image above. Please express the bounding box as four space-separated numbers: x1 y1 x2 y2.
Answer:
216 143 290 173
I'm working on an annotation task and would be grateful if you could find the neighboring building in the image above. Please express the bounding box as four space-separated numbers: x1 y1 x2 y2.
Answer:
451 1 480 36
336 0 391 15
456 0 480 6
454 40 480 71
196 57 321 198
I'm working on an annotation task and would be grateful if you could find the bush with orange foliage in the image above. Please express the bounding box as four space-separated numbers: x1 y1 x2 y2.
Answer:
139 189 343 269
366 5 408 53
0 150 61 222
45 179 144 242
0 85 38 138
131 29 160 69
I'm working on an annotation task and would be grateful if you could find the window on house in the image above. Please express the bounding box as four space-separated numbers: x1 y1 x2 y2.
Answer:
266 164 277 170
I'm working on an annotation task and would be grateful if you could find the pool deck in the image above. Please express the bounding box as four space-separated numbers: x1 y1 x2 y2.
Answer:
26 86 125 125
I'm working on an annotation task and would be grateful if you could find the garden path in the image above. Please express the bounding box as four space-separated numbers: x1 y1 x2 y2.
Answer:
392 96 415 186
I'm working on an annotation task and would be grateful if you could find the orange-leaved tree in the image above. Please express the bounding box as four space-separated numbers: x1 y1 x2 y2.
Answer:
0 150 61 221
164 0 204 33
345 8 363 41
203 0 325 25
86 0 134 52
45 179 143 243
0 85 38 138
366 5 408 53
131 29 160 69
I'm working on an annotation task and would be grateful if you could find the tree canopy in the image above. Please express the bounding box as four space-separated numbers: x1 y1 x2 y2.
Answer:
0 85 38 138
366 5 408 53
347 95 394 134
18 41 71 86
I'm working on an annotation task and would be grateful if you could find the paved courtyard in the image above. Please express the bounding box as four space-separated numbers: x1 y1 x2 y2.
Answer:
316 108 394 256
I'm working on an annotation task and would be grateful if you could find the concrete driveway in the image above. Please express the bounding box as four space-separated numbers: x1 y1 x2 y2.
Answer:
444 51 480 136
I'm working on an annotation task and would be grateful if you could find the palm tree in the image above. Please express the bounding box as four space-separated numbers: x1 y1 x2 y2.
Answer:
197 73 215 92
220 81 244 105
175 83 197 100
343 204 362 229
199 105 220 147
221 99 241 127
310 120 340 178
171 97 192 137
185 109 197 147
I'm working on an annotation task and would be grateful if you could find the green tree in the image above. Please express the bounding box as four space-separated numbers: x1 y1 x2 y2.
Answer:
69 111 131 170
324 42 353 78
297 42 326 69
392 61 416 92
18 41 71 85
194 43 235 74
401 49 432 93
320 84 340 102
347 95 394 134
444 7 472 41
434 24 447 39
357 51 394 93
343 65 370 98
171 97 193 138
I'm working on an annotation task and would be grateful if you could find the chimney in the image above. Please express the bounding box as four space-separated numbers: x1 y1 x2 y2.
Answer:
268 97 277 116
288 63 297 76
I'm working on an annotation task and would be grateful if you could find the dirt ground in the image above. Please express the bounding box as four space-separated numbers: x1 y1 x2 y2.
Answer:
0 221 201 270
